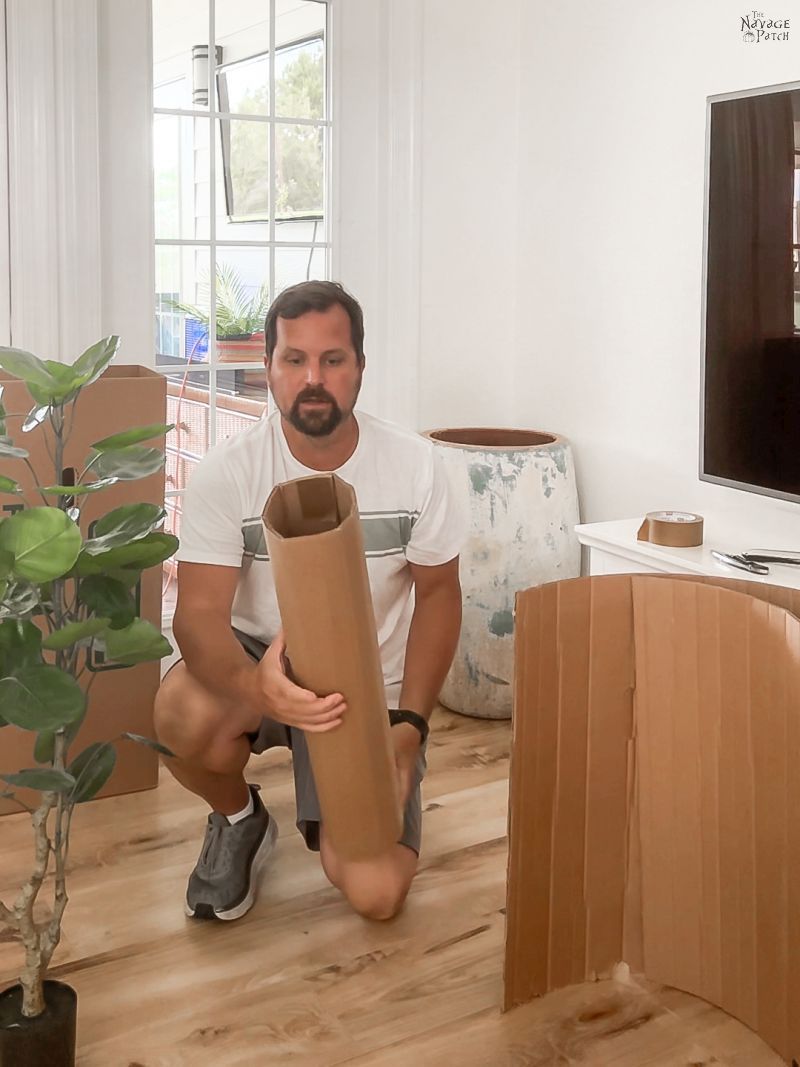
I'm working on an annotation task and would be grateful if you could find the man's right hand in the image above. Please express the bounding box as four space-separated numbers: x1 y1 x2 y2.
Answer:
255 632 346 732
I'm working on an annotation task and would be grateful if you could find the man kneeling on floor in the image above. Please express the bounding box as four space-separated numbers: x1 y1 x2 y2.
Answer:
154 280 464 922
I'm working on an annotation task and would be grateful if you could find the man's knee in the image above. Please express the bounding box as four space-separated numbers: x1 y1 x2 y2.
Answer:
320 835 418 920
343 877 411 922
153 664 233 766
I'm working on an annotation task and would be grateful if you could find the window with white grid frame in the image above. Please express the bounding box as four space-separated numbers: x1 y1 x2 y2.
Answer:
152 0 331 621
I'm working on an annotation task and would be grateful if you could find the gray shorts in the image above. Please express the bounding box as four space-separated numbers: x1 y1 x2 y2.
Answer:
235 629 426 856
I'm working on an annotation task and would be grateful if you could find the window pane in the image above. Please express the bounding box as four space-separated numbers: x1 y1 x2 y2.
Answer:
156 246 211 367
275 216 326 243
153 0 210 112
165 370 213 478
275 246 327 295
154 115 211 240
213 372 269 443
276 1 326 119
276 122 323 219
218 118 270 223
217 54 269 119
275 36 324 121
213 247 269 361
215 0 270 117
163 368 214 620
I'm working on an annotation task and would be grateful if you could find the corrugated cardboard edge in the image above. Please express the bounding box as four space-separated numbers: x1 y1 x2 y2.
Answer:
505 573 800 1065
504 576 636 1007
263 473 402 861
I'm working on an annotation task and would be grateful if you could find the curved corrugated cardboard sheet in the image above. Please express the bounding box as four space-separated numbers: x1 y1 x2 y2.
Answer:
263 473 402 861
505 574 800 1065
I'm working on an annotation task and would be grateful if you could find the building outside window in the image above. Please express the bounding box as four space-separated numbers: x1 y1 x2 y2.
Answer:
152 0 331 620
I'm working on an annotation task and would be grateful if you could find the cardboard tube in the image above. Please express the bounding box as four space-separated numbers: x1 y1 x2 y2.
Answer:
263 473 403 860
637 511 704 548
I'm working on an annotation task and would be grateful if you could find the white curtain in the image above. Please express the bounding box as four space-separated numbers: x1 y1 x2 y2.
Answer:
4 0 153 364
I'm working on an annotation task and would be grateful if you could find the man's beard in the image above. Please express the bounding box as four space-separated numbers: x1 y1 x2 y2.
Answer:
287 386 345 437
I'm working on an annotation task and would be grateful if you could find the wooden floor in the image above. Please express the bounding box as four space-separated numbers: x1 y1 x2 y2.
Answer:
0 709 782 1066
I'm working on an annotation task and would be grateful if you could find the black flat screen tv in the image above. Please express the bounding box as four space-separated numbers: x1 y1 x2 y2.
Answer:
701 81 800 504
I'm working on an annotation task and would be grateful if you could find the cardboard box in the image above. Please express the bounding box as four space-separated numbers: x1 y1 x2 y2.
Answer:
263 473 402 860
0 366 167 815
505 573 800 1064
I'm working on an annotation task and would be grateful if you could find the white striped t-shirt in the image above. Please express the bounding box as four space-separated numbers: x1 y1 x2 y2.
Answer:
175 409 467 687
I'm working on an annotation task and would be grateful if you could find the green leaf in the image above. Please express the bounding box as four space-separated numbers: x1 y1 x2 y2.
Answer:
0 768 76 794
70 336 120 390
0 475 21 494
122 732 174 759
0 348 63 390
0 440 29 459
83 503 166 555
78 575 136 629
89 446 166 482
58 703 88 751
0 547 14 580
68 742 117 802
94 502 165 538
42 617 111 651
0 619 43 675
27 381 58 407
0 338 118 407
22 403 50 432
0 579 41 619
91 423 173 451
42 704 88 755
32 361 78 403
0 665 86 730
0 507 82 581
38 479 118 496
105 568 142 589
75 531 178 575
42 360 77 382
34 730 55 763
102 619 173 665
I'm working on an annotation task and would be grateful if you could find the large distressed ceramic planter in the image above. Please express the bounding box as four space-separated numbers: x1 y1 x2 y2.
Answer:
425 428 580 719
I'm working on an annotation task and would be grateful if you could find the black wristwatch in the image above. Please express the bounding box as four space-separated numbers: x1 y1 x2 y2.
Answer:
388 708 430 745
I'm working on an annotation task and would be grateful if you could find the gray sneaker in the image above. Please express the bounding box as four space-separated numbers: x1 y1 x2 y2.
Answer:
185 785 278 921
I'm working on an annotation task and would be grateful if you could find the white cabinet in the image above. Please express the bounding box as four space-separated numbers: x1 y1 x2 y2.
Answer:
575 515 800 591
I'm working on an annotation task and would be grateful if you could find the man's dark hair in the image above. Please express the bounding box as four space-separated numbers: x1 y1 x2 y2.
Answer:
264 280 365 364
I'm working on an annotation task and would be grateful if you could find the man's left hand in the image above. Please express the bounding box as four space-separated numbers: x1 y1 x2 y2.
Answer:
391 722 423 808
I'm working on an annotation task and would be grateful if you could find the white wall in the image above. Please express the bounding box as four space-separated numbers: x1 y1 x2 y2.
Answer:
515 0 800 526
333 0 520 432
416 0 520 431
333 0 423 428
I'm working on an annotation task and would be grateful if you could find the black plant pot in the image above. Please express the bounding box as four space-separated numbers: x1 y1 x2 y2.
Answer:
0 981 77 1067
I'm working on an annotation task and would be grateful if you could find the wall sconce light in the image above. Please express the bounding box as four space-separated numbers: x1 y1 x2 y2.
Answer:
192 44 223 107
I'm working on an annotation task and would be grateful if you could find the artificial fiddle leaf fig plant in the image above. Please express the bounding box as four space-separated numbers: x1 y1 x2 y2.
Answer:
0 336 176 1050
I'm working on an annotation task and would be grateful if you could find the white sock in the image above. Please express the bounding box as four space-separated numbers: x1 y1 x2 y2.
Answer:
226 791 255 825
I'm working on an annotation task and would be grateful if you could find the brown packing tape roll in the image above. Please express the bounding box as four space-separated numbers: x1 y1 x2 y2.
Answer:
637 511 704 548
